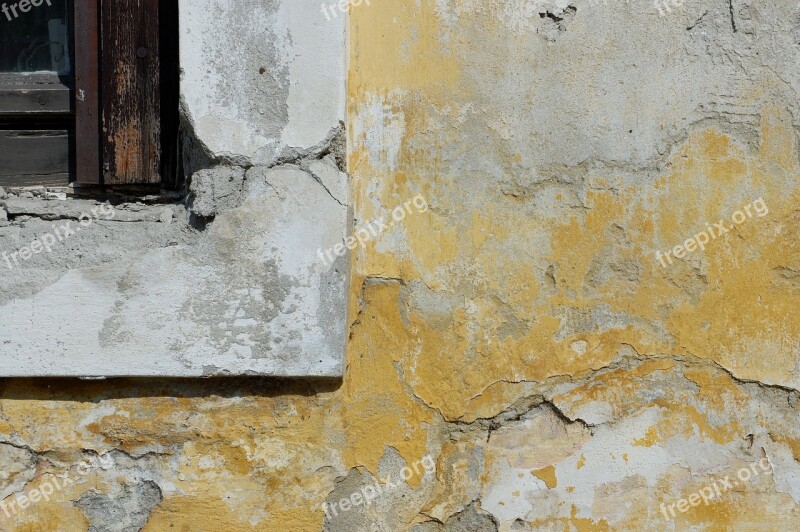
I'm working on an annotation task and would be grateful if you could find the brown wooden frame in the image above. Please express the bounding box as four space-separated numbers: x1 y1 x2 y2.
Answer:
73 0 102 185
100 0 161 185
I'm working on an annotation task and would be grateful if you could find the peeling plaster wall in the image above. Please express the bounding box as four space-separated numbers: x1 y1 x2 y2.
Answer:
3 0 800 530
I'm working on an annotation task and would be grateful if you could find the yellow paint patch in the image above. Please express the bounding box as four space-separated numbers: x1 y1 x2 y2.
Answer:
342 280 436 485
532 465 557 489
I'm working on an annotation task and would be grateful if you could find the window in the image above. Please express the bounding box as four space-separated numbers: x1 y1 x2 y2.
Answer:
0 0 178 188
0 0 72 185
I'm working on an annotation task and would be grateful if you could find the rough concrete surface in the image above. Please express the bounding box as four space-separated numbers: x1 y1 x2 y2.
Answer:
2 0 800 530
0 153 349 377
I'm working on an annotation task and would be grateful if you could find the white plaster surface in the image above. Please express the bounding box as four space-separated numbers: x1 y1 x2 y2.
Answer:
0 163 349 377
179 0 346 165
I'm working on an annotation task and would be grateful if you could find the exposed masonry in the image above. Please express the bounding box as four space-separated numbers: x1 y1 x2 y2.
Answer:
0 126 350 377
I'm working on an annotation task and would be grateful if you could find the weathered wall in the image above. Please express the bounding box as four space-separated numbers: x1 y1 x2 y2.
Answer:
2 0 800 530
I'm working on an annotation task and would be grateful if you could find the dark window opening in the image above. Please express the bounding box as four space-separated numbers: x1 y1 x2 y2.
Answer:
0 0 179 189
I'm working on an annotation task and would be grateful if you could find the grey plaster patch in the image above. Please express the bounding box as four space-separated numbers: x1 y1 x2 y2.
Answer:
442 503 499 532
188 165 245 217
323 450 437 532
322 468 374 532
75 480 162 532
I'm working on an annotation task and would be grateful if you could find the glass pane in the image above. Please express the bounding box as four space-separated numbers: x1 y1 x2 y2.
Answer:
0 0 71 75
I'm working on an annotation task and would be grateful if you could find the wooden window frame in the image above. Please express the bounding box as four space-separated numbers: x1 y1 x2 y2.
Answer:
73 0 101 185
0 0 178 188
